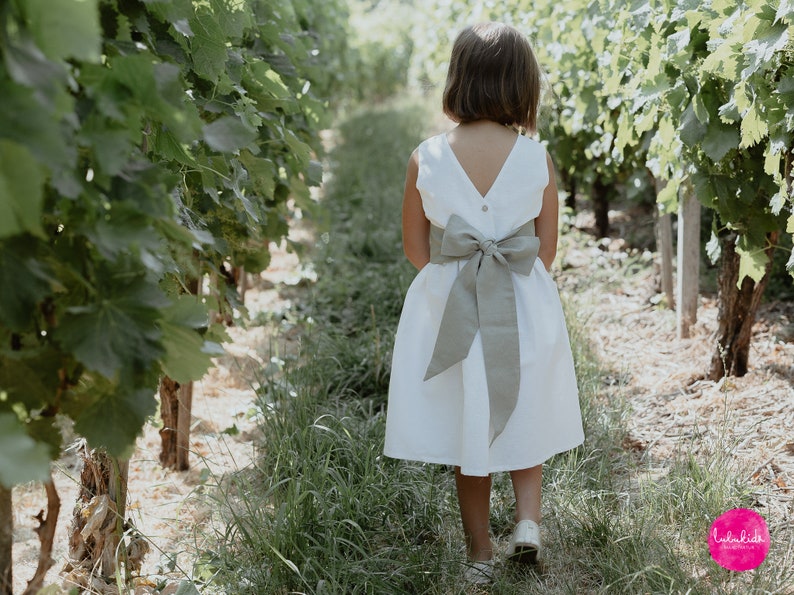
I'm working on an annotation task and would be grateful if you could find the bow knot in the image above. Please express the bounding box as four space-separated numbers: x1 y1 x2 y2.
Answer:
424 214 540 443
480 239 498 257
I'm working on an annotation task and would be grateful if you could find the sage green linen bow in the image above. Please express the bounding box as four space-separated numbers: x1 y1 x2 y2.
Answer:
424 214 540 443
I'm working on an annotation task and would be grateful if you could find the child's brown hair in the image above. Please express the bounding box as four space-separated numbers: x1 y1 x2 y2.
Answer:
442 22 543 133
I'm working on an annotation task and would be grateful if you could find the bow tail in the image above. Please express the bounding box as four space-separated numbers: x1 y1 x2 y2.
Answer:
424 255 481 380
478 256 521 444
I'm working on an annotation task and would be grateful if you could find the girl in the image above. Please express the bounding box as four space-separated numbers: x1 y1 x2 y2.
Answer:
384 22 585 584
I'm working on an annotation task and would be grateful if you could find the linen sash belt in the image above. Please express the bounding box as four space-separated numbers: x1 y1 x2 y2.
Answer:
423 213 540 444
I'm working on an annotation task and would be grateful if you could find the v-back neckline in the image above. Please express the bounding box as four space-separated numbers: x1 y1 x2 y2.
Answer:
443 132 521 200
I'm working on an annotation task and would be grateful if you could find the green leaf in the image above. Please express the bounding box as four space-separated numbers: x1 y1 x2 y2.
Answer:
55 278 166 378
740 102 769 148
307 160 324 187
736 243 769 285
83 210 164 261
283 129 311 171
203 117 257 153
742 23 789 79
142 0 194 25
702 122 739 162
3 36 68 98
24 0 101 62
0 238 55 331
770 191 786 215
152 128 197 167
656 178 681 214
0 413 51 488
189 9 227 82
238 152 276 199
0 350 61 411
764 147 781 176
74 387 157 456
159 323 214 383
0 140 46 239
78 117 136 177
679 103 706 147
163 296 210 329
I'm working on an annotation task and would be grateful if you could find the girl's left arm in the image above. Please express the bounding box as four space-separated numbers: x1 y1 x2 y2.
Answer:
535 151 559 271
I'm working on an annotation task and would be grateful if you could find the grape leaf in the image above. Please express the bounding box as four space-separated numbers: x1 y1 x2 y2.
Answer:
159 323 214 383
702 122 739 161
736 243 770 285
679 103 706 147
0 238 55 331
24 0 101 62
0 140 45 239
74 387 157 456
203 117 257 152
740 102 769 148
55 278 167 378
0 350 61 411
163 295 210 329
189 10 227 82
0 413 51 488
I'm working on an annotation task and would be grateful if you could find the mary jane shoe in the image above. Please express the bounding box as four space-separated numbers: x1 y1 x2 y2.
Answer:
506 519 540 564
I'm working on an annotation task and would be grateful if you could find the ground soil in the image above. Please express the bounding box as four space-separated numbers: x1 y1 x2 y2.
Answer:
11 204 794 593
557 206 794 533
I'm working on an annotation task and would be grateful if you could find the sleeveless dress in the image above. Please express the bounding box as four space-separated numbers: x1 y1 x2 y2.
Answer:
384 132 584 477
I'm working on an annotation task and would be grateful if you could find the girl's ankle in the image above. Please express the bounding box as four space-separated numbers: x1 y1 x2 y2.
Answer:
467 547 494 562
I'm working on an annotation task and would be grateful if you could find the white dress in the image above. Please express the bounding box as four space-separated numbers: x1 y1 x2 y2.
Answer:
384 132 584 476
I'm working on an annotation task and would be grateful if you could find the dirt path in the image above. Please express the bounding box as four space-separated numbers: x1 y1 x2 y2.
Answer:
556 211 794 531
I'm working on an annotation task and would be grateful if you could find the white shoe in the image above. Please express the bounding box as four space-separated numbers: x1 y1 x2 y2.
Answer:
462 559 494 584
506 519 540 564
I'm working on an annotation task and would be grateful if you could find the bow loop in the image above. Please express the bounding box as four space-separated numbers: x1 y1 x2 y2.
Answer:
424 214 539 443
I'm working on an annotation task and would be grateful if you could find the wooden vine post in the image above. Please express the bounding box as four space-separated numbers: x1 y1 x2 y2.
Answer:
654 179 675 309
676 180 700 338
159 377 194 471
656 212 675 308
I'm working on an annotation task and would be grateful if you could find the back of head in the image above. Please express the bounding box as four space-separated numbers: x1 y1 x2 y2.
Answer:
442 22 542 133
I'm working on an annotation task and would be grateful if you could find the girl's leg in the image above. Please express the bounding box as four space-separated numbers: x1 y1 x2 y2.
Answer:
454 467 493 561
509 465 542 522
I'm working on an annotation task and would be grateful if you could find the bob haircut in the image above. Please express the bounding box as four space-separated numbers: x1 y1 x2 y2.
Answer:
442 22 543 133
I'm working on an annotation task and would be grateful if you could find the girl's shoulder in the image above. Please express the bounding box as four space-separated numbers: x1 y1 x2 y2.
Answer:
417 132 447 150
518 133 547 154
413 132 448 162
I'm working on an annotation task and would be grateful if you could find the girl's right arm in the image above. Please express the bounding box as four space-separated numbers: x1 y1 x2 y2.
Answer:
401 150 430 269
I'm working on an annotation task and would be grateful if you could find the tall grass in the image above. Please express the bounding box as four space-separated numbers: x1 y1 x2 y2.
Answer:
206 102 793 594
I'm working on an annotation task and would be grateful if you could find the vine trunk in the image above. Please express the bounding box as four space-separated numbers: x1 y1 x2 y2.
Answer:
709 232 778 380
